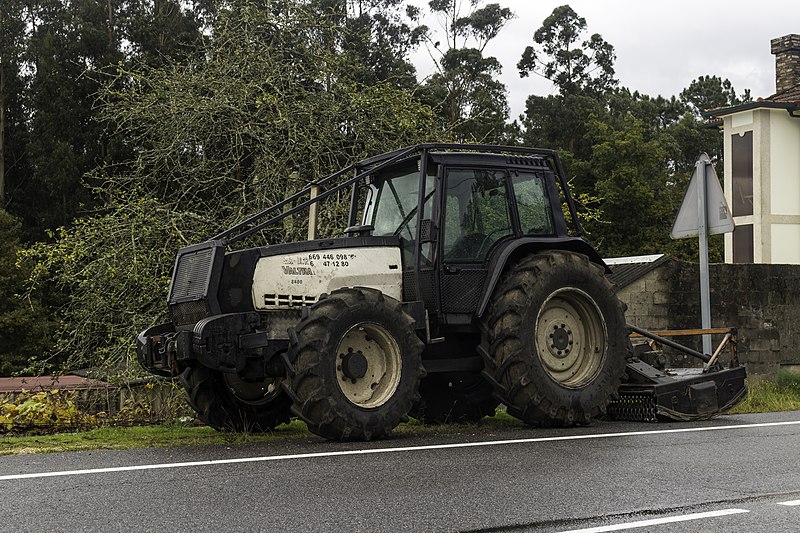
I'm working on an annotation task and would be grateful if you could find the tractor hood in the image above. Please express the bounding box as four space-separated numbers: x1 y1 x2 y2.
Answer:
253 242 403 310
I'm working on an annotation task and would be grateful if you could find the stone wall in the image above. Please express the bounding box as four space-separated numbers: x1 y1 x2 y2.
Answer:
615 258 800 375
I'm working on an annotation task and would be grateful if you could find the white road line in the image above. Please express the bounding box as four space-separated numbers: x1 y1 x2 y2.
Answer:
558 508 750 533
777 500 800 506
1 419 799 482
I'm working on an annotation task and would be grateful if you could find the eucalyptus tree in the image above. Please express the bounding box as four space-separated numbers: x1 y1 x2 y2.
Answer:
420 0 514 142
517 5 618 183
517 4 616 97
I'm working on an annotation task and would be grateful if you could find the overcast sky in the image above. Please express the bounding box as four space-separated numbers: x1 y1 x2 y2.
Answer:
412 0 799 120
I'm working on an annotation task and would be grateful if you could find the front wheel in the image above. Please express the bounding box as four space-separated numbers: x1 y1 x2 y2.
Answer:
284 288 425 441
481 251 627 426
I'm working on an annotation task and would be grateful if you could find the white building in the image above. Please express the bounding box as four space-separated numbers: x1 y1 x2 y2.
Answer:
706 34 800 264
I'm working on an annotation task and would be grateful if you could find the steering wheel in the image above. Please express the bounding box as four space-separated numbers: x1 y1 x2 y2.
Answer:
474 228 512 259
447 233 488 260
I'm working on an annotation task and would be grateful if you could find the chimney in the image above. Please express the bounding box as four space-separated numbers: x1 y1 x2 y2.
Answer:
771 34 800 94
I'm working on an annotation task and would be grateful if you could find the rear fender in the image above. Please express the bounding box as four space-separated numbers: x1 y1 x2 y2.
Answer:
476 237 608 318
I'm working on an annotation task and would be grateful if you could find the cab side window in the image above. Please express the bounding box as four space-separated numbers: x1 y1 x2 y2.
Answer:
512 171 554 235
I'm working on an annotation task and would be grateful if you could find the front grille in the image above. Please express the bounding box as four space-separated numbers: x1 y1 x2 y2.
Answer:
171 248 214 301
171 300 211 326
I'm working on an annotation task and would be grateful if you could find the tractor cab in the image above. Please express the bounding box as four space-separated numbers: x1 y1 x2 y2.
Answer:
352 147 602 326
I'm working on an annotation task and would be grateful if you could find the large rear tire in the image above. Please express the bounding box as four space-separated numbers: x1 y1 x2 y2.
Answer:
284 288 425 441
411 372 498 424
180 366 292 432
480 251 627 426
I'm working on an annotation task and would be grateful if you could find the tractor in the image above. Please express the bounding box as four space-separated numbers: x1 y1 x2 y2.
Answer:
137 144 747 440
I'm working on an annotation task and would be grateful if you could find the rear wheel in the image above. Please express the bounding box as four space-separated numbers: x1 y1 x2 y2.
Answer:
284 288 425 441
412 372 498 424
480 251 627 426
180 366 292 432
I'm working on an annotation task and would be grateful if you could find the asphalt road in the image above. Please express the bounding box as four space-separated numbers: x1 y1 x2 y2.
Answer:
1 411 799 532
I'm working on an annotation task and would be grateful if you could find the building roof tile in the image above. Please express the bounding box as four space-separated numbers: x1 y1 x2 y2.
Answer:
605 254 671 290
0 375 113 393
761 83 800 105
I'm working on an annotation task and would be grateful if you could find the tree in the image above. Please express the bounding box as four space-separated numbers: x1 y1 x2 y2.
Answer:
680 75 751 117
420 0 514 142
517 6 618 191
517 5 616 97
25 1 439 375
586 115 677 256
122 0 205 67
0 209 50 376
19 1 99 235
311 0 427 88
0 0 27 208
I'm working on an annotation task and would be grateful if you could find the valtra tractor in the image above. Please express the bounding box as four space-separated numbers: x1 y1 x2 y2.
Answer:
137 144 747 441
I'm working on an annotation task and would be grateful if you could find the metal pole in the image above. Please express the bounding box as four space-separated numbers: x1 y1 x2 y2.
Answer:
697 158 712 355
307 184 319 240
626 324 711 363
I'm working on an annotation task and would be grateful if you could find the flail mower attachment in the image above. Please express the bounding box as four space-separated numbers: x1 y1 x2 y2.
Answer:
607 325 748 422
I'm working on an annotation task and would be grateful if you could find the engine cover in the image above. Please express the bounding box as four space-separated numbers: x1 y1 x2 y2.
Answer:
252 246 402 309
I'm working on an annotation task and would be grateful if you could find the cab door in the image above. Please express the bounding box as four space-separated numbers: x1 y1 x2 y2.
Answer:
439 167 514 316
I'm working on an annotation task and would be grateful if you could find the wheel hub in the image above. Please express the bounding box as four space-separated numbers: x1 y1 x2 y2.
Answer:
550 325 572 353
340 350 368 380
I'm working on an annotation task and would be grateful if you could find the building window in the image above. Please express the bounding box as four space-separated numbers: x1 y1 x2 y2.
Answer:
733 224 754 263
731 131 753 216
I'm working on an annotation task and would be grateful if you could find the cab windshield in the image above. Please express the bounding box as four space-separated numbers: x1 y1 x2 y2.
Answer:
365 165 433 239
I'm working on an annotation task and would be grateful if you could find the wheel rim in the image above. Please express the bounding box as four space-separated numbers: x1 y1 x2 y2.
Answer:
336 322 402 409
535 287 607 388
223 373 283 406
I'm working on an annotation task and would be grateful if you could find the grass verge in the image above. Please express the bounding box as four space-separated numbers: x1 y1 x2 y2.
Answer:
0 420 313 456
728 371 800 414
0 411 525 456
2 373 798 456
